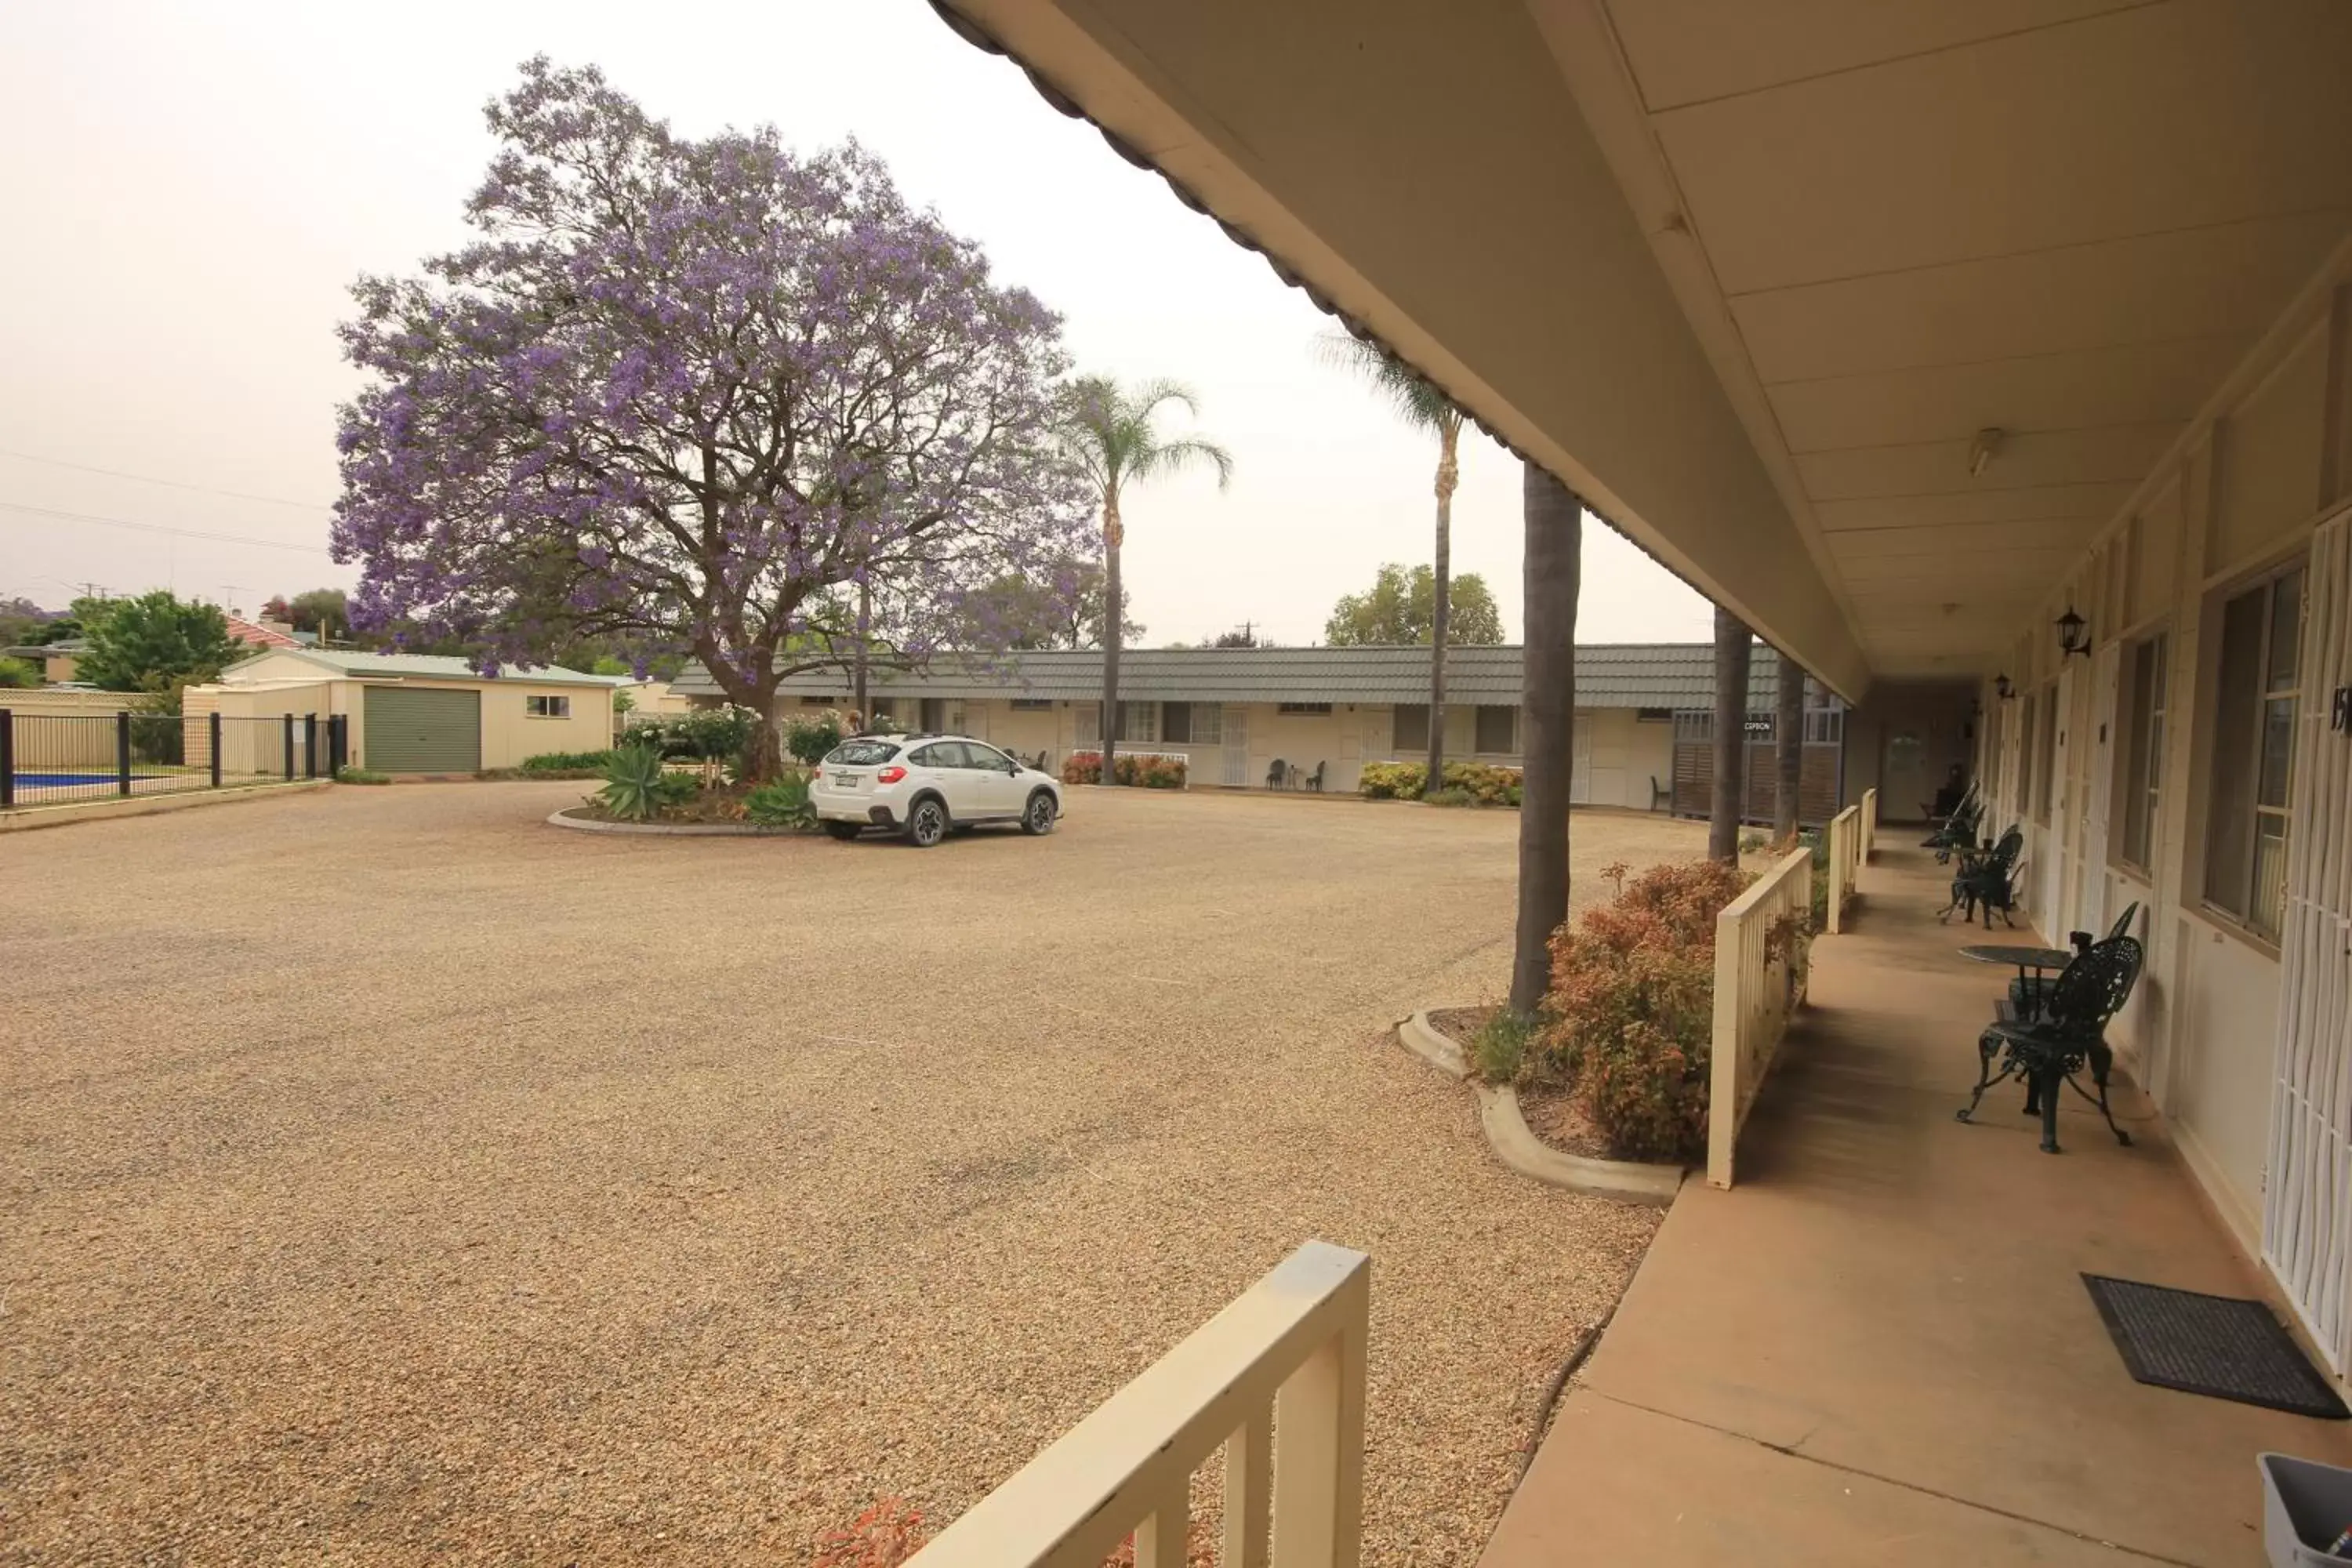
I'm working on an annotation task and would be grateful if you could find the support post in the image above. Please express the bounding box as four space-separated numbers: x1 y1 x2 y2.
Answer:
117 711 132 796
0 709 13 808
303 713 318 779
1271 1320 1367 1568
282 713 295 780
329 714 347 775
208 711 222 788
1224 1408 1272 1568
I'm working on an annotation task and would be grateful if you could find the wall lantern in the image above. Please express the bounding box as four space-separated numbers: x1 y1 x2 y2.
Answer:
1994 673 2015 700
2056 604 2091 659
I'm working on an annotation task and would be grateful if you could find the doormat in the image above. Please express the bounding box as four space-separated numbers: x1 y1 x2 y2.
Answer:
2083 1275 2348 1419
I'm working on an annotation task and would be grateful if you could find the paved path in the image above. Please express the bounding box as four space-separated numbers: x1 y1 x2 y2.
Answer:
1483 846 2352 1567
2 782 1697 1564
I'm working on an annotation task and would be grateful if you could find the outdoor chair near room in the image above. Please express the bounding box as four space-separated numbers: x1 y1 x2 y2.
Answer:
1959 935 2145 1155
2012 902 2142 1016
1265 757 1287 791
1301 760 1326 793
1940 825 2024 927
1921 782 1984 864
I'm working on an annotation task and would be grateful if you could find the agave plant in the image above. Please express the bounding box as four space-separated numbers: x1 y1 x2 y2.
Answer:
744 772 816 829
596 743 673 822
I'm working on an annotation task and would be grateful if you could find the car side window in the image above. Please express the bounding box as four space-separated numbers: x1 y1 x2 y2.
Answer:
909 743 946 768
916 742 971 769
967 743 1008 770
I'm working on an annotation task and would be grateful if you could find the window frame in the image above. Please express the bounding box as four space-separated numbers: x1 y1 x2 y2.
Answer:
524 693 572 719
2116 631 2168 877
1392 702 1430 751
1474 703 1517 755
2201 559 2306 941
1162 702 1192 745
1276 701 1334 716
1008 698 1054 712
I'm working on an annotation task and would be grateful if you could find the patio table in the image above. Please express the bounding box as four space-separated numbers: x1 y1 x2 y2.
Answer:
1959 943 2074 1020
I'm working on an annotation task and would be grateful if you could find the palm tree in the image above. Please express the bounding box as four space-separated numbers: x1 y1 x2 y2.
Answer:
1061 376 1232 783
1511 463 1582 1017
1319 335 1465 796
1710 607 1754 864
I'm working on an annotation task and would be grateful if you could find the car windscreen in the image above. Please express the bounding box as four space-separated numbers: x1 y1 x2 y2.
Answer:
825 740 901 766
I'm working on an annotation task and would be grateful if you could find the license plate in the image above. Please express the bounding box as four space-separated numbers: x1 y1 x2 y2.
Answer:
833 772 862 788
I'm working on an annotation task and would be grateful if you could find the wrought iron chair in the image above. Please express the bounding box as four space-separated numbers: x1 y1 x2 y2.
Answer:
1938 824 2023 926
1958 935 2143 1153
1302 760 1327 793
2010 902 2140 1014
1265 757 1288 790
1922 785 1984 863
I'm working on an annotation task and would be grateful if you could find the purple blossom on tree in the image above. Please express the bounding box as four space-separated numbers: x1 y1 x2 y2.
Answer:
332 58 1092 777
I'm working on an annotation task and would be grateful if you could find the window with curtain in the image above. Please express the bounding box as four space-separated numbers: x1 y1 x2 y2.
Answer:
2204 562 2304 939
1475 704 1516 753
1118 702 1157 743
2118 633 2167 873
1392 703 1429 751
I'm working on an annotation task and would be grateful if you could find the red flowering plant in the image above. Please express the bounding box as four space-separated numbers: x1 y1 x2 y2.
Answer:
1536 858 1755 1161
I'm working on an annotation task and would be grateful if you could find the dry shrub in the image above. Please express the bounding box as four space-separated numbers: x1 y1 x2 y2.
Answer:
1535 858 1755 1161
813 1497 928 1567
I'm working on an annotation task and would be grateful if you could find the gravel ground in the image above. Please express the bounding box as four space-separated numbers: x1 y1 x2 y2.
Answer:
0 783 1708 1565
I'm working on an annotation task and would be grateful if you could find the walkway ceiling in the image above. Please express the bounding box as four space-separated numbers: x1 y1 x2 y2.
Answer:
935 0 2352 695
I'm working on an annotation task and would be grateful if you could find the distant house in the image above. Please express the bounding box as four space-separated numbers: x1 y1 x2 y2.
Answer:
1 638 88 684
672 642 1848 817
184 648 615 775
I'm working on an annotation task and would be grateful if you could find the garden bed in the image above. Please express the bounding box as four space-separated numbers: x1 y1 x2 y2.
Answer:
1426 1006 1613 1162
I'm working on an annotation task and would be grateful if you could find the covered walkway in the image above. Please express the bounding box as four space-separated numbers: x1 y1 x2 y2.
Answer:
1483 846 2352 1566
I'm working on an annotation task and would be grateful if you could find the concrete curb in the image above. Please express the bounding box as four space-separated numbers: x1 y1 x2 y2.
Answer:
1 779 331 833
545 808 813 838
1398 1009 1685 1208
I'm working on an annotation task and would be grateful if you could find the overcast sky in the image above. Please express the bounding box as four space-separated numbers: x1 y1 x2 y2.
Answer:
0 1 1714 647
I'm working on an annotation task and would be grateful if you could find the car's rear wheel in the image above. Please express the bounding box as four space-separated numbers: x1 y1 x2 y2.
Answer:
1021 789 1057 836
823 821 862 841
906 798 948 848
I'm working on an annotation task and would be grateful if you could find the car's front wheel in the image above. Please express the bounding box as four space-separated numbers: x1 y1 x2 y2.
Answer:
1020 789 1058 836
823 821 862 841
906 798 949 848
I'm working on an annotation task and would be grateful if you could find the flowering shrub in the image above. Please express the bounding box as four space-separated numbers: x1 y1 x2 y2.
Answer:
1536 858 1755 1160
1357 759 1521 804
812 1497 928 1567
745 771 817 829
782 709 848 767
1062 751 1186 788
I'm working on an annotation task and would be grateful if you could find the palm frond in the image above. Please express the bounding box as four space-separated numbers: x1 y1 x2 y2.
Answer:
1058 374 1231 492
1316 331 1458 435
1137 434 1235 492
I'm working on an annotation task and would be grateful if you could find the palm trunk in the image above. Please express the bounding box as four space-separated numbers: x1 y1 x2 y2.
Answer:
1100 491 1123 786
1709 607 1752 863
1425 420 1457 797
852 579 871 729
1511 463 1581 1018
1774 654 1805 843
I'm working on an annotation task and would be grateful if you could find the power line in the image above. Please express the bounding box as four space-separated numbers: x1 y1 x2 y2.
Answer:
0 448 332 512
0 500 334 555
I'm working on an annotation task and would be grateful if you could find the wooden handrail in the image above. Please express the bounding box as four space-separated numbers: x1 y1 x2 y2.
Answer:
910 1242 1370 1568
1708 847 1813 1189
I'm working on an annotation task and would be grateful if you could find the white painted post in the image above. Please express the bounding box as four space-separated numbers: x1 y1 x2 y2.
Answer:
1224 1410 1272 1568
1134 1483 1189 1568
1708 899 1743 1189
1271 1317 1367 1568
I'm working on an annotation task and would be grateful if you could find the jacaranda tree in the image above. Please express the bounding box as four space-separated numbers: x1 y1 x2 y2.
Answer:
332 59 1091 779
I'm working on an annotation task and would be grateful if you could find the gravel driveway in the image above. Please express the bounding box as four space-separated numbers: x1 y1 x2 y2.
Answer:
1 782 1701 1564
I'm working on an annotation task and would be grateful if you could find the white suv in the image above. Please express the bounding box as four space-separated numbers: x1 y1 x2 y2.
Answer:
811 734 1062 846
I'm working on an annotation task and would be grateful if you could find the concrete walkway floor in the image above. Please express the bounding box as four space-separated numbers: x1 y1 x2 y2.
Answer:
1481 845 2352 1567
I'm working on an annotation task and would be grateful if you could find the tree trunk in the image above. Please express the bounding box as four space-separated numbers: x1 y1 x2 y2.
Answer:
1709 607 1752 864
852 579 871 729
1511 463 1581 1018
1425 421 1457 797
1774 653 1805 844
1100 491 1123 786
718 670 786 783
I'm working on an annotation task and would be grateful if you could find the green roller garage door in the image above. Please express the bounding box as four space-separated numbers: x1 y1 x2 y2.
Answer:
364 687 481 773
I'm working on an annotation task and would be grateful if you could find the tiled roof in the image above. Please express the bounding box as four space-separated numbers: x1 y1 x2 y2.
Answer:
224 648 612 687
223 615 306 649
673 642 1797 709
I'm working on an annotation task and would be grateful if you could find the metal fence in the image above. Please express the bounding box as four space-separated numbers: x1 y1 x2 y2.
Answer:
0 709 348 809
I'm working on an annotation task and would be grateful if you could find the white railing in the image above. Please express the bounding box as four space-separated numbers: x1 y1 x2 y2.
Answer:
1825 804 1863 935
1860 786 1878 862
1708 847 1813 1189
911 1241 1370 1568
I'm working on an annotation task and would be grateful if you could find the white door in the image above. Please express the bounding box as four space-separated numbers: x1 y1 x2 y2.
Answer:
2079 643 2122 937
1222 706 1250 787
1570 723 1592 804
2041 669 2074 930
2264 509 2350 1376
